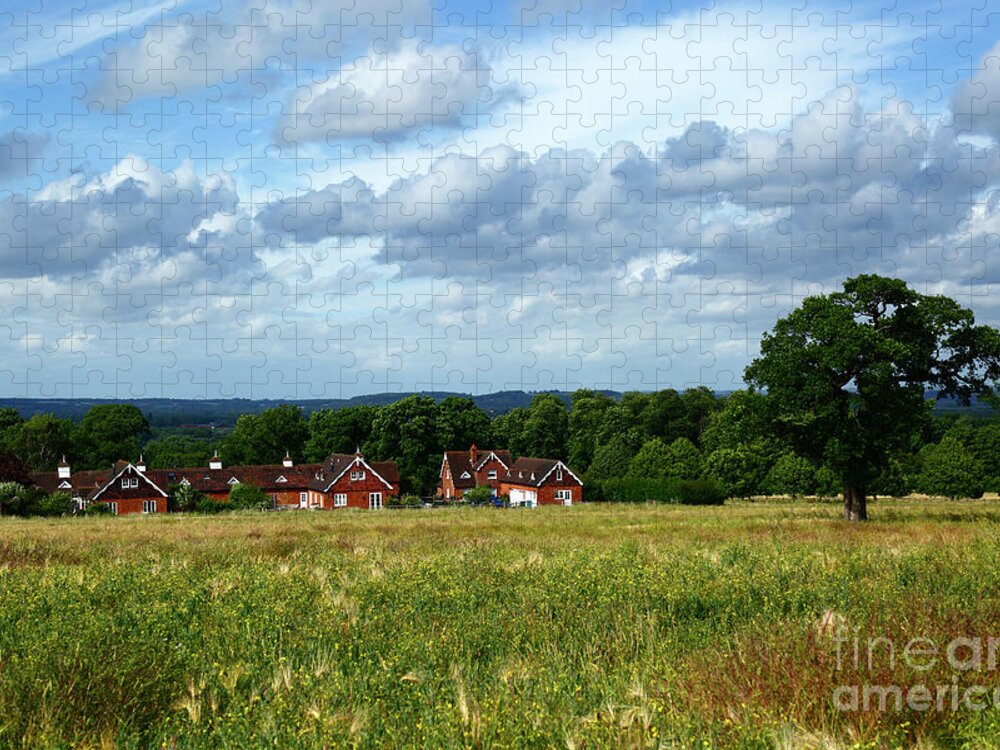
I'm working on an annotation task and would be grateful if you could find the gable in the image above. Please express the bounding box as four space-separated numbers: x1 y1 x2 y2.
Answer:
92 463 168 500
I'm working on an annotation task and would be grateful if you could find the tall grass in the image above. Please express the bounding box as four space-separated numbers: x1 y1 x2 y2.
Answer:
2 501 1000 748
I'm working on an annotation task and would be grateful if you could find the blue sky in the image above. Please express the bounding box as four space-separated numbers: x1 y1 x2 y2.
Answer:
2 0 1000 398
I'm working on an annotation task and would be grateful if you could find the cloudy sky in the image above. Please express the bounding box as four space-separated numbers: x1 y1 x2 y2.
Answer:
1 0 1000 398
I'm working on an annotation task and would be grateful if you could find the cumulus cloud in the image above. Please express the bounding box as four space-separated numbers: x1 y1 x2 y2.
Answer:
276 41 515 145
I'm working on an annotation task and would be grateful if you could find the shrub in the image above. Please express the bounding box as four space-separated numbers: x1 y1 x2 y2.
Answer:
228 483 272 511
463 485 493 504
600 478 679 503
676 480 726 506
168 483 207 513
194 497 225 514
36 491 76 517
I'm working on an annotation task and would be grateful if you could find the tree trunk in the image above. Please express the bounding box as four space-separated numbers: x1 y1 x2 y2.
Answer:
843 485 868 521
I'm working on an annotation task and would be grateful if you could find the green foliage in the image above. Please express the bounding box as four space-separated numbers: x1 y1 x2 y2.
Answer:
626 438 671 479
72 404 151 470
701 443 773 499
813 466 841 499
10 414 73 472
0 483 62 517
917 436 986 500
368 396 444 495
675 479 726 506
0 408 24 452
762 453 817 497
303 406 377 462
745 274 1000 519
143 435 214 469
35 492 75 517
228 482 272 511
168 483 207 513
566 390 616 473
521 394 568 460
223 405 309 465
489 407 529 458
597 477 679 503
586 435 637 482
435 397 490 454
462 485 493 504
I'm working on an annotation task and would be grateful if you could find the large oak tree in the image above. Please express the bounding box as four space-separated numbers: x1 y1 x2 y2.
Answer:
745 275 1000 521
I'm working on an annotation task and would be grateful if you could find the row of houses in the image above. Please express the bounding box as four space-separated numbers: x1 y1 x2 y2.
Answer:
30 444 583 515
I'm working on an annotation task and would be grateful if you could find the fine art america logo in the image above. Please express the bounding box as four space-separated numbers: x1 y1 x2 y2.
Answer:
832 630 1000 712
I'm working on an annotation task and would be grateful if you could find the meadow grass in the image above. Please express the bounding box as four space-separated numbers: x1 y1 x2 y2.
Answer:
2 500 1000 748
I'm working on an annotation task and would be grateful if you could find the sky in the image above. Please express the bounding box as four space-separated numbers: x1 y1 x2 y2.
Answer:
1 0 1000 399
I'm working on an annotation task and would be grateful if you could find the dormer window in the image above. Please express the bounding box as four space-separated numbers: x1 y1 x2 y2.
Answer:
351 470 365 481
276 475 288 483
227 477 240 485
460 471 471 479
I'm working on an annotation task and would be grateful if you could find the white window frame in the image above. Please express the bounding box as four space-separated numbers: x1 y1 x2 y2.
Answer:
487 469 497 479
299 492 308 503
333 493 347 508
368 492 383 510
121 477 138 489
350 470 366 481
555 489 573 502
109 501 119 515
142 499 157 514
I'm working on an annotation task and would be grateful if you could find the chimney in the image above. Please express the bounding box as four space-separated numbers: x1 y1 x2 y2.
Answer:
57 455 71 479
209 450 222 470
469 444 478 464
283 450 293 468
136 454 146 472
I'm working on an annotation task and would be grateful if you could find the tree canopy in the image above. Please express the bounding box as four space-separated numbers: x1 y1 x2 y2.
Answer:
745 275 1000 520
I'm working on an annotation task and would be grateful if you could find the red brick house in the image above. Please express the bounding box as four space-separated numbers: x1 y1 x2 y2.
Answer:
437 444 512 500
31 450 399 515
304 451 400 509
33 458 168 515
500 457 583 507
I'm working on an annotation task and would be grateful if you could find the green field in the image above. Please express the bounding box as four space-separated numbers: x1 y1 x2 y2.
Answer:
3 502 1000 749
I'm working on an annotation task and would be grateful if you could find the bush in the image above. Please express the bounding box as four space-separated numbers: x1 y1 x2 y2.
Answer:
194 497 225 514
168 483 207 513
599 478 680 503
36 491 76 517
463 485 493 505
228 483 272 511
676 480 726 506
82 501 113 516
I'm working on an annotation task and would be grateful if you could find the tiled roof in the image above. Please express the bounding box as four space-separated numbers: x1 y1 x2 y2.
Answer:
443 448 511 489
31 453 398 499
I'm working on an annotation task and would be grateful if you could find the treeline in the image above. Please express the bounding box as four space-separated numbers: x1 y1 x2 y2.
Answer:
0 388 995 501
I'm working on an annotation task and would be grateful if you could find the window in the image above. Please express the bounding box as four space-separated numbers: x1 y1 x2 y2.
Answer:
276 476 287 483
350 470 365 481
487 470 497 479
167 472 177 482
460 471 471 479
121 477 138 489
142 499 157 513
109 502 119 515
555 489 573 500
227 477 239 485
299 492 308 503
368 492 383 510
556 467 563 481
334 493 347 508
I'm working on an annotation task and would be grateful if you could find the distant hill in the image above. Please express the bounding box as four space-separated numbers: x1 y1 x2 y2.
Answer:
0 390 621 427
0 389 988 427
